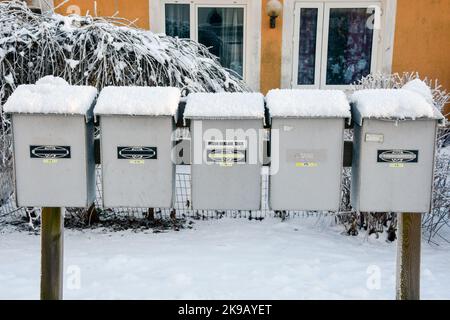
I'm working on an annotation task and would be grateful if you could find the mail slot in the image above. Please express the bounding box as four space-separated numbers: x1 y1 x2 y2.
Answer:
266 89 351 211
95 86 181 208
350 88 445 213
184 92 265 210
4 84 97 207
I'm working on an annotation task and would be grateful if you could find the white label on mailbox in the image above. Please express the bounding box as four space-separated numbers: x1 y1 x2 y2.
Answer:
206 140 247 150
365 133 384 143
206 140 247 165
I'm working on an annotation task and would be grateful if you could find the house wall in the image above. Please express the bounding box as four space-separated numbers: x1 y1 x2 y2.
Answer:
260 0 283 94
392 0 450 115
53 0 450 114
54 0 149 29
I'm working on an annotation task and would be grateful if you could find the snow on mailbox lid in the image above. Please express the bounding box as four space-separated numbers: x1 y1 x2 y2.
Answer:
94 86 181 118
350 88 445 125
184 92 265 120
3 83 98 118
266 89 351 118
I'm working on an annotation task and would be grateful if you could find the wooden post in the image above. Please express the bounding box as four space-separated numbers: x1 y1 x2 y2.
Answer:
41 207 64 300
147 208 155 221
396 212 421 300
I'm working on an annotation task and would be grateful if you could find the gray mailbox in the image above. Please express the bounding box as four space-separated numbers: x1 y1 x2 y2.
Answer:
4 84 98 207
95 86 181 208
266 89 351 211
184 92 265 210
350 88 445 213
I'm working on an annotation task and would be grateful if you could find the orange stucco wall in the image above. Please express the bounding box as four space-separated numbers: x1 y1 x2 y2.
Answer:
393 0 450 114
260 0 284 94
54 0 149 29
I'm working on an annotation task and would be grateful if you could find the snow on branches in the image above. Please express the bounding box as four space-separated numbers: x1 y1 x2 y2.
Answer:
0 0 250 96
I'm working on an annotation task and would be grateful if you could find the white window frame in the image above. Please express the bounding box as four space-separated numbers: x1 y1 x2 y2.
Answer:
151 0 262 91
320 2 380 89
292 2 324 88
160 0 193 38
282 0 397 90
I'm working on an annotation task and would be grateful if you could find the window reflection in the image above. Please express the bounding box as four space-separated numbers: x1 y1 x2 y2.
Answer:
297 8 319 85
198 7 244 76
165 4 190 38
326 8 374 85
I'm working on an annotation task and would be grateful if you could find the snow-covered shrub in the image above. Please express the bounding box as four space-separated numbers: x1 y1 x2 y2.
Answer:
339 72 449 241
0 0 249 207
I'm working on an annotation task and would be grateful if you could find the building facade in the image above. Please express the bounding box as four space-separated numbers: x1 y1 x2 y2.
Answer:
35 1 450 113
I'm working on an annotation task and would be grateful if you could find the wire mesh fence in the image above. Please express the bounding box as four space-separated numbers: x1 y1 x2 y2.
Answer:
2 164 328 225
89 165 320 220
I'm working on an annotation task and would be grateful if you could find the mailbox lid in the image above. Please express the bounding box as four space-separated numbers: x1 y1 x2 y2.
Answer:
12 114 95 207
350 89 445 126
266 89 351 119
184 92 265 121
269 118 345 211
3 84 97 121
190 119 263 210
352 118 437 213
94 86 181 119
100 115 175 208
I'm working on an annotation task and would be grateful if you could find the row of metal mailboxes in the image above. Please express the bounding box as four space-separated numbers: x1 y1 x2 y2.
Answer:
4 85 445 213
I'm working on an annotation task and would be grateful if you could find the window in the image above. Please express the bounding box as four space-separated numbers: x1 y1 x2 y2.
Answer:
297 8 319 85
153 0 261 90
165 3 190 39
197 7 245 76
290 1 381 89
161 1 248 78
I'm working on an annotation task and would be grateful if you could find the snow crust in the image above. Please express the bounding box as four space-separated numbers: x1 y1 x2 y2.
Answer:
350 89 435 120
184 92 265 119
266 89 351 118
3 84 97 115
94 86 181 117
402 79 434 105
35 75 69 86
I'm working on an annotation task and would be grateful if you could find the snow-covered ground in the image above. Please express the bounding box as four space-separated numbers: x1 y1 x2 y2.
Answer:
1 217 449 300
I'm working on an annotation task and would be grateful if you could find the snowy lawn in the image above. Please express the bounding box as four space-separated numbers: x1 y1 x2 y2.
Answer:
0 218 449 300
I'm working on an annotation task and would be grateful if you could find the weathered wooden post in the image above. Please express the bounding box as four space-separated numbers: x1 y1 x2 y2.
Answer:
41 207 64 300
396 212 421 300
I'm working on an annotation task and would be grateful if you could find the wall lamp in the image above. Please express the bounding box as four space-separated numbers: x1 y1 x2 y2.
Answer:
266 0 283 29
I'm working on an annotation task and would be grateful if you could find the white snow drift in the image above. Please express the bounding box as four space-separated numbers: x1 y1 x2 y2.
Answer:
3 84 97 115
184 92 265 119
95 86 181 117
350 89 436 120
266 89 351 118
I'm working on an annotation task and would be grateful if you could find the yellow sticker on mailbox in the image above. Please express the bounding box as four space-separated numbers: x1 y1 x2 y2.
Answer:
389 163 405 168
296 162 318 168
129 160 145 165
219 163 234 167
43 159 58 164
